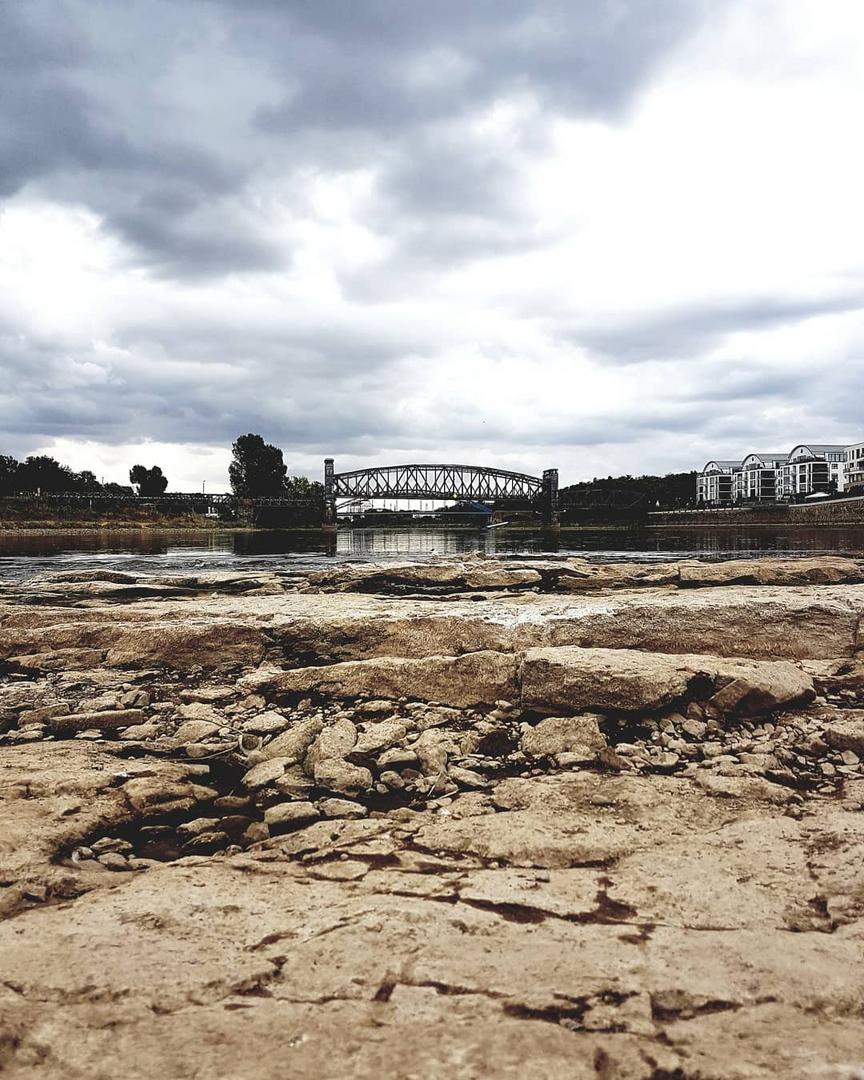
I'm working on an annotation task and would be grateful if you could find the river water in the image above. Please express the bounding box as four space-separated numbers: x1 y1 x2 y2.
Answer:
1 525 864 582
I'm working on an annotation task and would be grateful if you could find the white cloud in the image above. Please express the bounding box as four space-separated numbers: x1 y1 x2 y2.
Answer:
2 0 863 489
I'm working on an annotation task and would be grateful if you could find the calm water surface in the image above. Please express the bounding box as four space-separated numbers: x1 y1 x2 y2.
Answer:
1 526 864 583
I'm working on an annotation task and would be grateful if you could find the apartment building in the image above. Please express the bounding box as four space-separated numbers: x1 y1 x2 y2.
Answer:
696 460 740 505
697 440 864 505
847 443 864 493
733 453 790 503
780 445 847 498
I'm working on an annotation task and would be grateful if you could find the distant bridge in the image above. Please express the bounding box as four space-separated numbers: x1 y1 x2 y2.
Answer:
324 460 558 525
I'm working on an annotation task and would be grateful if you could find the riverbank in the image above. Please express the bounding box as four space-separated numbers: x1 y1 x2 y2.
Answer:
2 555 864 1077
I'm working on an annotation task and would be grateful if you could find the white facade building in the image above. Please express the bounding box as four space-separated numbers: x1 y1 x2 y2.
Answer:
697 440 864 506
734 453 790 503
780 445 847 498
696 460 741 505
846 443 864 493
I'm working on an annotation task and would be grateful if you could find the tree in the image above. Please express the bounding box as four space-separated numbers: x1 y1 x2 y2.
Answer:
129 465 168 496
76 470 103 492
17 455 78 493
0 455 19 496
229 434 287 496
283 475 324 499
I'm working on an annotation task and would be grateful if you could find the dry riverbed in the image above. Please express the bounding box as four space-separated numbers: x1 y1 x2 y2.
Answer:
2 554 864 1078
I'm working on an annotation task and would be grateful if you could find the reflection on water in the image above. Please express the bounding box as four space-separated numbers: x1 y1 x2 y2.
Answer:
1 525 863 582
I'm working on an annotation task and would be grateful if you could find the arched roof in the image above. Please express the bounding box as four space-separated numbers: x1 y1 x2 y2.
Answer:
788 444 847 461
700 460 741 474
741 453 790 469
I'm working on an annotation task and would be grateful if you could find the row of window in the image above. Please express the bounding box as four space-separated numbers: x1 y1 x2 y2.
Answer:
697 443 864 504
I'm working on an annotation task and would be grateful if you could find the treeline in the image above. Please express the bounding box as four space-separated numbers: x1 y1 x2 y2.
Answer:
563 471 697 510
0 454 131 497
0 433 322 500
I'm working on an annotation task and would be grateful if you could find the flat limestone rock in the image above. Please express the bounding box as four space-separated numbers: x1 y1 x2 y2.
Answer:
246 650 520 709
2 557 864 1078
521 647 814 716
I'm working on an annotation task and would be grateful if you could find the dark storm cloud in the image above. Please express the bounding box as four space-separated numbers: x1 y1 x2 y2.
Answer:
564 291 864 363
1 0 704 279
252 0 704 133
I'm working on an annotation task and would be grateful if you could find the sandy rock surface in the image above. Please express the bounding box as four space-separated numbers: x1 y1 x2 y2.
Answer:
2 554 864 1078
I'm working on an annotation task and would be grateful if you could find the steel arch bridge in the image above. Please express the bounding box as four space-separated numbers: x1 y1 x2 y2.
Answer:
324 459 559 524
331 463 543 501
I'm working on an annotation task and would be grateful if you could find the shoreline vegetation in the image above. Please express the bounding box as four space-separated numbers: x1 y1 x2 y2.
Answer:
5 517 864 536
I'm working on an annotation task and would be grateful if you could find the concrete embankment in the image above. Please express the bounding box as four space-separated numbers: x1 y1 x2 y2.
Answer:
650 493 864 527
2 555 864 1078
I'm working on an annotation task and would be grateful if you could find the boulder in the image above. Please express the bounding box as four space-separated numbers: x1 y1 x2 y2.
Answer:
173 720 220 744
304 718 357 771
242 758 290 790
123 778 215 817
264 801 320 829
521 647 814 717
47 709 146 734
678 557 864 588
311 758 374 795
824 717 864 754
355 719 408 754
705 663 815 718
318 798 368 819
521 715 607 759
242 710 294 736
258 717 324 763
305 561 541 594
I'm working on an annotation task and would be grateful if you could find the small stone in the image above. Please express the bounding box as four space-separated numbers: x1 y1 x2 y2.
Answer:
176 817 221 838
376 747 419 768
264 801 320 829
318 798 368 819
378 770 405 790
91 837 132 855
97 852 130 871
119 723 161 741
182 831 229 852
213 795 252 811
173 719 220 743
242 710 294 736
824 720 864 755
243 821 270 845
356 699 396 717
448 765 489 789
243 757 290 789
241 694 267 712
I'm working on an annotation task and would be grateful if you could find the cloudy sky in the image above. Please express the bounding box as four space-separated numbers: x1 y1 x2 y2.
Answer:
2 0 863 490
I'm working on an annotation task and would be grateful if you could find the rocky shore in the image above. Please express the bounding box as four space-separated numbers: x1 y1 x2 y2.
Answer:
2 554 864 1078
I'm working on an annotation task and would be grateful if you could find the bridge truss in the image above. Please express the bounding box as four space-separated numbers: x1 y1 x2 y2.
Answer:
331 463 544 502
324 460 559 526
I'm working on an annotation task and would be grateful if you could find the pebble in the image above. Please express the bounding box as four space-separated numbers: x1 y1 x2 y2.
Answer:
97 852 130 871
